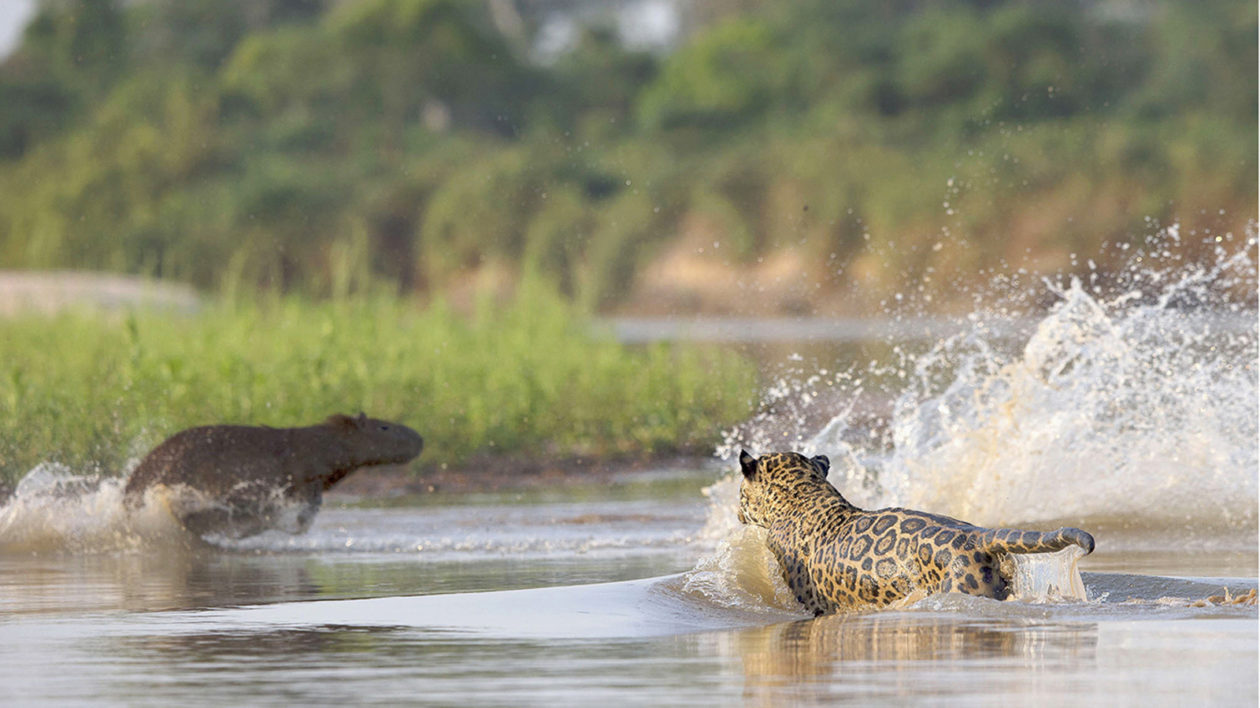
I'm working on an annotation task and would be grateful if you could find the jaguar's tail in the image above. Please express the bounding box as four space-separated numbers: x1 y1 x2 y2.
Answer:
976 526 1095 556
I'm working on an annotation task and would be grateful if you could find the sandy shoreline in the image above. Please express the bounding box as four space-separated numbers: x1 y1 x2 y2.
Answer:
0 270 201 316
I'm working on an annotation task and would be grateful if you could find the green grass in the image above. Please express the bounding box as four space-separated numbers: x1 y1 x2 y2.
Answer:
0 286 758 485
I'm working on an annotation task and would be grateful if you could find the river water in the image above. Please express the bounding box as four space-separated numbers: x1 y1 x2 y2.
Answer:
1 230 1257 706
0 469 1255 706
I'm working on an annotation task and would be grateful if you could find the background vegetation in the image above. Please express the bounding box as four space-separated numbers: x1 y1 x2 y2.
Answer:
0 0 1254 312
0 287 757 484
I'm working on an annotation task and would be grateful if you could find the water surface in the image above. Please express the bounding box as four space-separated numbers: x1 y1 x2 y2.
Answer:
1 470 1256 707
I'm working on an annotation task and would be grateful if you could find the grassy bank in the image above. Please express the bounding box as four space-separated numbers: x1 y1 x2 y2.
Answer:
0 287 758 486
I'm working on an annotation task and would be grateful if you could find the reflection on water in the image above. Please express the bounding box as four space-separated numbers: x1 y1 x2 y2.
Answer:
733 612 1097 704
0 551 318 614
727 614 1258 706
9 601 1251 707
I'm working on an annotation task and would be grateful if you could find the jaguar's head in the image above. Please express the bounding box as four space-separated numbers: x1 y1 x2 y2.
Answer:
736 450 831 527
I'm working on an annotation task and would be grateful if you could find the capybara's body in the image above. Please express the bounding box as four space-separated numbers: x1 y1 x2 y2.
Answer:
124 413 422 538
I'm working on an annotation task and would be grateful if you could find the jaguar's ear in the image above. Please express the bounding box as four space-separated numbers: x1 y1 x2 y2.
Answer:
812 454 830 478
739 450 757 479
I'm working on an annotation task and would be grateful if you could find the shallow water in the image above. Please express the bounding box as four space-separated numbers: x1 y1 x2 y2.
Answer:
1 474 1256 707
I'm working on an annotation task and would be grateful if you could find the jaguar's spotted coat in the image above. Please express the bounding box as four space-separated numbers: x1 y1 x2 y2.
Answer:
737 450 1095 615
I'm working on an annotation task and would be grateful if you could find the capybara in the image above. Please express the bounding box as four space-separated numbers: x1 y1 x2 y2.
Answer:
124 413 422 538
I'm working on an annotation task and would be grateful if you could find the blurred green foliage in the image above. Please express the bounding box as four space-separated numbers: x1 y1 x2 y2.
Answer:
0 0 1255 309
0 286 758 484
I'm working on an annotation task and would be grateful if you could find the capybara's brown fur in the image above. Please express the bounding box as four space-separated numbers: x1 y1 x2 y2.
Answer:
124 413 423 537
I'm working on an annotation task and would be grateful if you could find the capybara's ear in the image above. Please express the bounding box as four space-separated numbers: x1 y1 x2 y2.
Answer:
812 455 830 478
356 411 368 428
326 413 355 428
739 450 757 479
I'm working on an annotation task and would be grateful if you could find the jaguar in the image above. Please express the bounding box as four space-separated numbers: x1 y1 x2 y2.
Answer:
737 449 1095 615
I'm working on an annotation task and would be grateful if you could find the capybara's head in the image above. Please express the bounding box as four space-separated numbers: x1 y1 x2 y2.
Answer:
326 412 424 466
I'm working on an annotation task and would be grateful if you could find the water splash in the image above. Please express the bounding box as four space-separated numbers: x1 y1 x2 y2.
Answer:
693 473 742 544
716 226 1258 540
0 462 324 552
1008 546 1089 602
674 525 806 615
0 463 188 553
